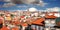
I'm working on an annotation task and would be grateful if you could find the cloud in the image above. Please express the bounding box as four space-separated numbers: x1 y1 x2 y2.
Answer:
0 5 2 8
4 0 38 4
4 0 11 2
4 0 47 7
37 0 47 7
32 0 48 7
20 0 36 4
0 0 4 1
46 7 60 12
3 3 16 7
17 5 28 8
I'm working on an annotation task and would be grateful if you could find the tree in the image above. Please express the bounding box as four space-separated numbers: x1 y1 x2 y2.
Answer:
56 17 60 26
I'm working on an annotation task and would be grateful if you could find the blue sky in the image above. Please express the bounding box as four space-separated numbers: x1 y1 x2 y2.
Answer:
43 0 60 7
0 0 60 10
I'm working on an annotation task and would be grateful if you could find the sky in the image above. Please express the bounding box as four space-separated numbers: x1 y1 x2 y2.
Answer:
0 0 60 11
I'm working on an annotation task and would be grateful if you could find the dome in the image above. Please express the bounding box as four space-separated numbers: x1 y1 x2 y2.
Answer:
28 7 37 12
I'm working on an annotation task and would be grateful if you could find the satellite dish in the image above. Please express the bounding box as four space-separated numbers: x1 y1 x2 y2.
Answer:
28 7 37 12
